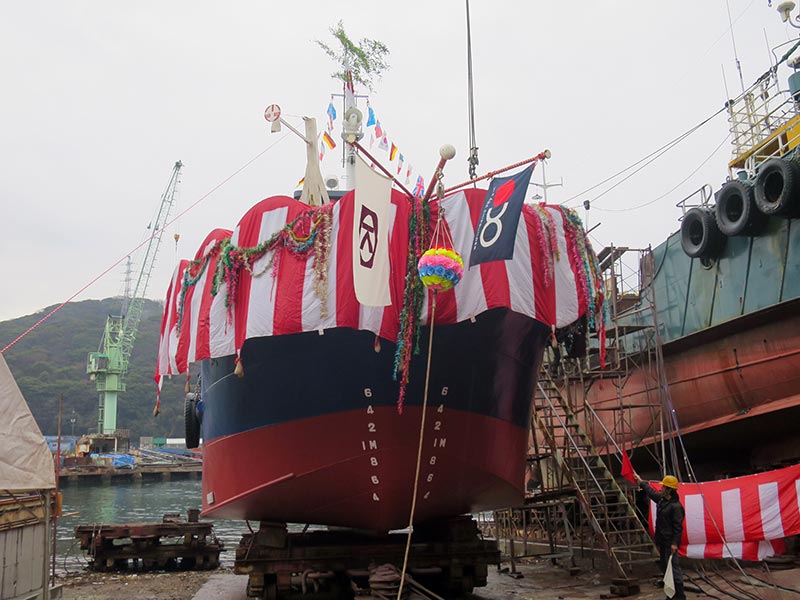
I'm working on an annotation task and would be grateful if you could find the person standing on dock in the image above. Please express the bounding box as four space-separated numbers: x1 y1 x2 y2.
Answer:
633 473 686 600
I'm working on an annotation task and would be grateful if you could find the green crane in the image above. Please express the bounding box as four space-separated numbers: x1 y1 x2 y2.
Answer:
87 161 183 435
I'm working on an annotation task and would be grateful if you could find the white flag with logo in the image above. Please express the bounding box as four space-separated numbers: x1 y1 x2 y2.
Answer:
353 154 392 306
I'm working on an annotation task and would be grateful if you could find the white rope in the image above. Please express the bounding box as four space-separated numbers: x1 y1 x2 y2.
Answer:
396 292 438 600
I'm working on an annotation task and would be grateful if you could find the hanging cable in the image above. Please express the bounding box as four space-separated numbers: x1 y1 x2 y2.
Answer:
594 132 731 213
564 105 727 207
465 0 479 180
0 134 290 354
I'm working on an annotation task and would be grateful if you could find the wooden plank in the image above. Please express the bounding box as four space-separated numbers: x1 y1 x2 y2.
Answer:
17 524 34 594
1 528 19 598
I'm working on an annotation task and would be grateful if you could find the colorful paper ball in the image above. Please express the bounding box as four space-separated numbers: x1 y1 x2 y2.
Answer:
417 247 464 291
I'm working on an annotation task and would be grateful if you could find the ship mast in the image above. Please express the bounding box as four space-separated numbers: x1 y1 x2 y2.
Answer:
316 22 389 191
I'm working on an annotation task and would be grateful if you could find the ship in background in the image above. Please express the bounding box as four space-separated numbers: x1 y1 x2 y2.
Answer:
565 24 800 477
154 77 605 531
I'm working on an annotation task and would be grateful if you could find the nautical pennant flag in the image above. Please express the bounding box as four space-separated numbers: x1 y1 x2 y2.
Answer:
620 451 636 484
375 120 383 138
413 175 425 198
319 140 326 162
397 153 404 175
405 165 412 185
378 136 388 151
353 154 392 307
366 103 376 127
389 143 398 161
296 177 305 188
469 166 534 267
369 133 375 150
326 101 337 131
322 131 337 150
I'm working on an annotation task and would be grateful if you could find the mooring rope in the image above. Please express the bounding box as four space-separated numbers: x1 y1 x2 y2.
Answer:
396 291 437 600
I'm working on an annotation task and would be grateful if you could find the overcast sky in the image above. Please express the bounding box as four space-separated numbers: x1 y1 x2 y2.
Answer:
0 1 795 328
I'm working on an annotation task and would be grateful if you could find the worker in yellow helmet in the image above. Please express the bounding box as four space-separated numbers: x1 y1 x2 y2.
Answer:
634 472 686 600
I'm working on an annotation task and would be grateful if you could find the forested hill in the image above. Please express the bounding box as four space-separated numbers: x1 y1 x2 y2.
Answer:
0 298 186 441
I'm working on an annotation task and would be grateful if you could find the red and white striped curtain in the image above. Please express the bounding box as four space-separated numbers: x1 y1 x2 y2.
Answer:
647 464 800 560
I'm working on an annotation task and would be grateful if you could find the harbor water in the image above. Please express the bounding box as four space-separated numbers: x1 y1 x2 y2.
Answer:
56 478 246 573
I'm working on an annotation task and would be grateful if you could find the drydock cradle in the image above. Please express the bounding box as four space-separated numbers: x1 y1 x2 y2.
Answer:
75 512 222 571
234 516 499 599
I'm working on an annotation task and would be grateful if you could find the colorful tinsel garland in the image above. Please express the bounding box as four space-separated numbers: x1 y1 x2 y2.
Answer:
557 206 606 365
392 195 430 413
530 204 560 282
176 204 334 332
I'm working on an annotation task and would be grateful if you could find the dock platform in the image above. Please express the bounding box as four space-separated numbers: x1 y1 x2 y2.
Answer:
75 512 222 572
59 462 201 484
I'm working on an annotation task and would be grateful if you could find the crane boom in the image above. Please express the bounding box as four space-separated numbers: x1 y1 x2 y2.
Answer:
87 161 183 435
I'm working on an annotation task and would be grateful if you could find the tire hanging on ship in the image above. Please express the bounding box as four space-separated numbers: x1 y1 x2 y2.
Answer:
184 392 201 449
754 158 800 217
714 180 767 236
680 207 726 259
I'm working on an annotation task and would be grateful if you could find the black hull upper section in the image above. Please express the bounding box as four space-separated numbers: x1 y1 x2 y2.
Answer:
200 308 549 442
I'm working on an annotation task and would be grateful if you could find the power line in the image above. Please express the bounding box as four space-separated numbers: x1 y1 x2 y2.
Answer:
564 105 727 207
594 132 731 213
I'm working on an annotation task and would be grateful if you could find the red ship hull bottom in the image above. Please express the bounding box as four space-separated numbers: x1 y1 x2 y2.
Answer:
201 406 527 531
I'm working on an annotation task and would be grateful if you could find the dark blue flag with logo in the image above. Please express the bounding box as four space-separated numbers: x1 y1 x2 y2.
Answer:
469 166 534 267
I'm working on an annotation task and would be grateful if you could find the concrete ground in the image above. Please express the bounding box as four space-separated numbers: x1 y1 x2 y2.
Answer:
190 556 800 599
56 556 800 599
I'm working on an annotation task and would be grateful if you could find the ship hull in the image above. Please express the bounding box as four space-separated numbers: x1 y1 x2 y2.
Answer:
199 307 549 530
584 298 800 468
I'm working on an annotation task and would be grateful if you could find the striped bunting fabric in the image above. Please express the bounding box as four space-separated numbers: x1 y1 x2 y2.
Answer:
156 189 596 378
646 464 800 560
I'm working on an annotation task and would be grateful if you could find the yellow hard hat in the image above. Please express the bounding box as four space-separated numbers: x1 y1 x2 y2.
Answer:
660 475 679 489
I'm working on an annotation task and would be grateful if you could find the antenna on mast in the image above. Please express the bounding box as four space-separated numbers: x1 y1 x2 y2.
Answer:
725 0 747 94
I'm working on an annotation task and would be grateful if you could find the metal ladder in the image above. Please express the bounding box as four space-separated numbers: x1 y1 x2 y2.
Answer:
531 371 657 580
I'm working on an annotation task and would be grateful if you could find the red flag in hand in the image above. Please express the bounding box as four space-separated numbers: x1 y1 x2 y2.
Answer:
621 451 636 484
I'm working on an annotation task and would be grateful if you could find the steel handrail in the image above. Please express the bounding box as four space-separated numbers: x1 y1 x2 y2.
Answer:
582 400 624 461
536 383 604 497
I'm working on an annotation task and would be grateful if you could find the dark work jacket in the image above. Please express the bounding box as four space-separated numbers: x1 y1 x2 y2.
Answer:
641 482 685 547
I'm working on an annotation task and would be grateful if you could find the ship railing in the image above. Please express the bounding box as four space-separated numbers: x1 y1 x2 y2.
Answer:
728 68 796 162
536 383 604 498
675 184 714 217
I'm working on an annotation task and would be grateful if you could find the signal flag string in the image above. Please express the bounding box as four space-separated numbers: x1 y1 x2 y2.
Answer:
0 134 290 355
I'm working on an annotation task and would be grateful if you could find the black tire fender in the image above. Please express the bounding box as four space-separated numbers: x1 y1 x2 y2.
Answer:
754 158 800 217
714 180 767 236
184 393 201 449
680 207 726 258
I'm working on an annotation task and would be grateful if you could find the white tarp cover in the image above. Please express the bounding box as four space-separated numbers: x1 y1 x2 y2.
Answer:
0 353 55 491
